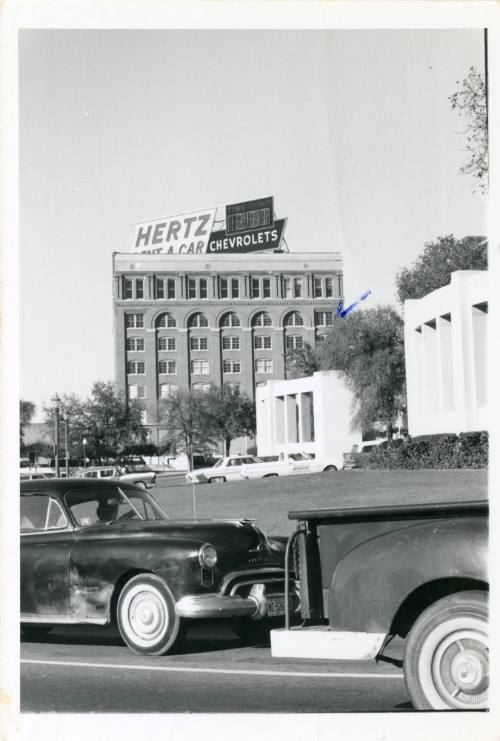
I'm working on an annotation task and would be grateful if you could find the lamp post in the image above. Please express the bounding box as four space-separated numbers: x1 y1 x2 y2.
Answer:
52 394 61 477
63 413 69 477
82 438 87 469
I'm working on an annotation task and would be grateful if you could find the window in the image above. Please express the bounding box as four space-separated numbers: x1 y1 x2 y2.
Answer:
219 278 228 299
191 360 209 375
190 336 208 351
254 335 272 350
315 311 334 327
286 335 304 350
188 278 196 299
167 278 176 299
284 311 304 327
220 312 240 328
231 278 239 298
251 278 260 298
192 382 211 393
199 278 208 299
283 278 292 299
222 336 240 350
325 278 333 298
125 313 144 329
156 279 165 299
314 276 340 299
160 383 177 398
316 333 327 343
21 495 68 532
314 278 323 298
124 279 144 299
255 359 273 374
188 312 208 328
224 382 241 395
188 278 208 299
294 278 302 298
126 337 145 351
158 337 176 352
127 360 145 375
158 360 177 374
128 384 146 399
156 313 176 328
263 277 271 298
252 311 272 327
223 359 241 374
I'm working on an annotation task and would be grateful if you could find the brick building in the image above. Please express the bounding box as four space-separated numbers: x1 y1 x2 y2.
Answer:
113 251 343 446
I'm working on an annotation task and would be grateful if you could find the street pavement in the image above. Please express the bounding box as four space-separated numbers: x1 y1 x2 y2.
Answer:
21 622 411 713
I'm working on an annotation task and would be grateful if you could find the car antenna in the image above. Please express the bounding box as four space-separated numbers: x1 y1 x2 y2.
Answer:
191 480 197 521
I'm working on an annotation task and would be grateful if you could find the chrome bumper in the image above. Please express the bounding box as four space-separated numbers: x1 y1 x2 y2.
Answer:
175 593 258 619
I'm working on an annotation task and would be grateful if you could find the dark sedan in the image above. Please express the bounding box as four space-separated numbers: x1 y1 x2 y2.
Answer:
20 478 292 655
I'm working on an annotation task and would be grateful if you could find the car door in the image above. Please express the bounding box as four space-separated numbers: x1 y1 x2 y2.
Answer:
21 492 73 618
223 457 246 481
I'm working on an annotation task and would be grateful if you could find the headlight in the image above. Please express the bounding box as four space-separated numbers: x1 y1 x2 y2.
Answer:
198 543 217 568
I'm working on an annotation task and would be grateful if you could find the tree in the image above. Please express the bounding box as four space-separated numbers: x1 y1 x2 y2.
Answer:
320 307 406 438
43 382 145 462
395 235 487 304
20 400 36 453
285 342 322 380
449 66 488 193
158 390 210 470
201 386 256 456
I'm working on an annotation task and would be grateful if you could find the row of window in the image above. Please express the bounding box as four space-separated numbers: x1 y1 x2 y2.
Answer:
126 334 304 353
128 381 244 400
127 359 275 376
122 275 341 301
126 310 335 330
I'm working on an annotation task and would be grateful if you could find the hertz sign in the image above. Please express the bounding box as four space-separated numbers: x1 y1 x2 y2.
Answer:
131 197 286 255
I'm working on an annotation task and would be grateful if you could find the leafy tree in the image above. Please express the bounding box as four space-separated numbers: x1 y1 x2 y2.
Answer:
201 386 256 456
158 390 211 470
320 307 406 438
395 235 487 304
285 342 321 380
20 400 36 452
43 382 145 462
449 66 488 193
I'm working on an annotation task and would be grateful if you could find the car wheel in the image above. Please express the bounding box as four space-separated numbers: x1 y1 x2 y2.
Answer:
21 625 53 639
117 574 186 656
135 481 147 490
404 590 488 710
209 476 226 484
323 465 337 472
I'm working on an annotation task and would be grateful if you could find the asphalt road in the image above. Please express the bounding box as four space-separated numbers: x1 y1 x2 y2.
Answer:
21 622 411 713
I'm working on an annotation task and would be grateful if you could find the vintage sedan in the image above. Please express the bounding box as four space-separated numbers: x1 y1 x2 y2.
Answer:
20 478 292 655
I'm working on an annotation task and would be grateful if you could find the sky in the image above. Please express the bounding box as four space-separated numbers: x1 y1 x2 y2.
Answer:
19 29 487 419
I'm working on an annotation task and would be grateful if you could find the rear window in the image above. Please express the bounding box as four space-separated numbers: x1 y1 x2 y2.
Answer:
21 494 68 532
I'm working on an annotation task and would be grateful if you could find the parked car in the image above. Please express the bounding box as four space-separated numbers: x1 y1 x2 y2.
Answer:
75 464 156 489
271 499 488 710
343 439 387 469
185 452 343 484
20 478 294 655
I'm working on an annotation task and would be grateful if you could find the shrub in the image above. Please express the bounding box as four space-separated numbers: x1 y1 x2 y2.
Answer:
363 432 488 469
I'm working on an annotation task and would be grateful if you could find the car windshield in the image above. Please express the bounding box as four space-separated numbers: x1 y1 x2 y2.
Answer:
65 486 168 527
289 453 310 461
212 458 224 469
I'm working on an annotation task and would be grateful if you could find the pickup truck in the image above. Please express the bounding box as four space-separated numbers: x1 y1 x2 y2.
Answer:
271 499 488 710
185 452 343 484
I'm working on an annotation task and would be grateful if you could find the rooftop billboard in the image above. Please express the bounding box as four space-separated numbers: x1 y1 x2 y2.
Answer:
130 197 286 255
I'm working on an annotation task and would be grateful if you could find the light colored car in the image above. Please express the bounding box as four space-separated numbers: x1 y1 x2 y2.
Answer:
75 465 156 489
186 452 343 484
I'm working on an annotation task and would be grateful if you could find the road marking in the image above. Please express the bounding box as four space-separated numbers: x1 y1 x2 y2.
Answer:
21 659 403 680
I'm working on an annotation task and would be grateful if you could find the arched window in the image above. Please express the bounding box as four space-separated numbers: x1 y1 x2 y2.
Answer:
251 311 272 328
220 312 240 328
283 311 304 327
188 312 209 328
156 312 176 328
159 383 177 398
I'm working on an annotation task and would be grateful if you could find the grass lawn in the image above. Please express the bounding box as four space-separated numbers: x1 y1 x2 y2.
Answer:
155 468 487 536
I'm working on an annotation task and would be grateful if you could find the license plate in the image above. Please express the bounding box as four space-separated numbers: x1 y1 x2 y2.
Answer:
267 595 285 617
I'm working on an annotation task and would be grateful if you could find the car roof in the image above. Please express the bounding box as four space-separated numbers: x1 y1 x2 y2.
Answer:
20 477 136 493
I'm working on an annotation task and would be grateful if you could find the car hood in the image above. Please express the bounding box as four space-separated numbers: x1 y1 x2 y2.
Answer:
187 467 214 478
83 518 267 551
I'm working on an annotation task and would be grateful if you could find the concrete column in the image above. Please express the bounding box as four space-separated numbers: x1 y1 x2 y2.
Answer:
273 328 285 379
422 321 439 415
241 328 254 397
437 315 454 414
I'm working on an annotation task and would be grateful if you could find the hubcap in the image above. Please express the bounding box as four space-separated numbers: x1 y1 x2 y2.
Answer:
121 584 169 647
432 629 488 707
